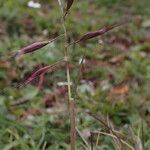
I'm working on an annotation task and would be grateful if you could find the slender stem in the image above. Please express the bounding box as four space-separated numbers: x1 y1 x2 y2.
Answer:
96 130 100 146
57 0 76 149
66 63 72 100
90 132 93 150
76 127 90 149
93 131 135 150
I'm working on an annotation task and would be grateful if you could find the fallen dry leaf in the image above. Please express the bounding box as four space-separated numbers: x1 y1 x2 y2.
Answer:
110 84 129 95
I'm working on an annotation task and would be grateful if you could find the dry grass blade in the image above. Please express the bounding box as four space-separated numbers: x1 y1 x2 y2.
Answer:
107 116 121 150
88 112 123 147
141 119 144 150
130 125 143 150
64 0 74 18
90 132 93 150
42 142 47 150
76 127 90 149
93 131 135 150
96 130 100 147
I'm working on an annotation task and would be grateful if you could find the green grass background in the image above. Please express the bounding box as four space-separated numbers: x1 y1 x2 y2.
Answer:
0 0 150 149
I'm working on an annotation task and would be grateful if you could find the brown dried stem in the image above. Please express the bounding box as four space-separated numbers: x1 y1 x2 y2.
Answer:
57 0 76 149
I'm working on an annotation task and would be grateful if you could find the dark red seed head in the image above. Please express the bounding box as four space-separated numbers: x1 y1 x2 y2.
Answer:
76 23 125 43
18 60 65 88
10 41 50 58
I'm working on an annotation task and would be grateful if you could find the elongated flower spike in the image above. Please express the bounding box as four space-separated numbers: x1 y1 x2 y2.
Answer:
10 41 50 58
76 22 125 43
18 60 65 88
64 0 74 18
10 34 64 58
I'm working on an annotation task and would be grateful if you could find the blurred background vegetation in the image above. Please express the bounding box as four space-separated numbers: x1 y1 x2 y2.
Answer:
0 0 150 149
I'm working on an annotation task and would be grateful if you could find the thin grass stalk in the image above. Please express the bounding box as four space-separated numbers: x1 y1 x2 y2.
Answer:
69 98 76 150
76 127 90 149
57 0 76 149
42 142 47 150
90 132 93 150
95 130 100 147
88 112 123 147
141 119 144 150
93 131 135 150
107 115 121 150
